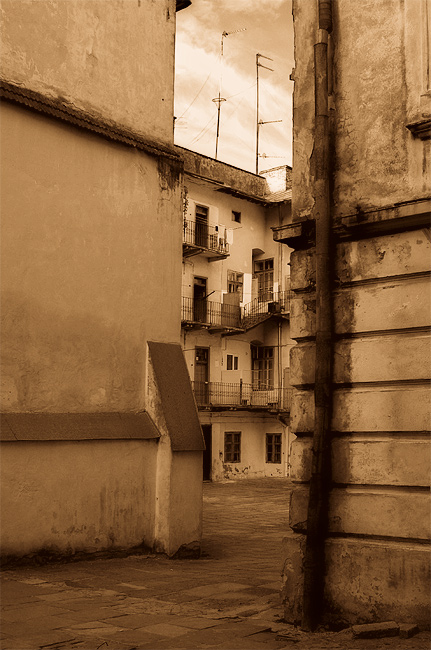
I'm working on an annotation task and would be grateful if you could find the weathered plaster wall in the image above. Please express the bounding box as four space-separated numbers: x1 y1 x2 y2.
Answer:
206 415 289 481
1 103 181 413
291 0 430 221
179 147 267 199
332 0 430 215
285 0 431 627
0 440 158 558
0 0 177 144
286 226 431 626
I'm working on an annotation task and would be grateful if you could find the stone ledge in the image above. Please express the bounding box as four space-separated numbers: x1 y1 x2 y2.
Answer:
352 621 399 638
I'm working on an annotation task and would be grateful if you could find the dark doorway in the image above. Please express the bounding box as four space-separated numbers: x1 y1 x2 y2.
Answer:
195 204 209 248
193 276 207 323
202 424 212 481
194 347 209 405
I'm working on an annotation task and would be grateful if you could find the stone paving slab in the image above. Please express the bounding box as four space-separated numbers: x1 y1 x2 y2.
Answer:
1 479 430 650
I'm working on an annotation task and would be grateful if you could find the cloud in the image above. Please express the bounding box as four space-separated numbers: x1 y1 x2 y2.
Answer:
174 0 293 171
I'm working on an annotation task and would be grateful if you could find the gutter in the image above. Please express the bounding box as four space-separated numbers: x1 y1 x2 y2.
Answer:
301 0 334 632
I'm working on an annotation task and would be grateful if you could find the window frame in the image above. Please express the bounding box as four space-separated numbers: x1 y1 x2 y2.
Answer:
224 431 241 463
266 433 282 464
253 258 274 301
232 210 241 223
226 354 238 370
227 270 244 302
251 346 274 389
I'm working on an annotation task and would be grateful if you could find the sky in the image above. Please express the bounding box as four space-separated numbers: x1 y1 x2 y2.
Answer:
174 0 294 174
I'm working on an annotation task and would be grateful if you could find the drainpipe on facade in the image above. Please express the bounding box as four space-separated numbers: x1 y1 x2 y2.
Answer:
301 0 333 632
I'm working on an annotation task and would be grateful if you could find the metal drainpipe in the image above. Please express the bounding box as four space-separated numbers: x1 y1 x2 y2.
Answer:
301 0 333 632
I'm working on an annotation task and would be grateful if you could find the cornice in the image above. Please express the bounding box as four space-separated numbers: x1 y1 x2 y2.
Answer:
0 79 181 162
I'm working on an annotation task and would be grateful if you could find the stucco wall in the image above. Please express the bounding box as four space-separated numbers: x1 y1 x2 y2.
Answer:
207 416 289 481
291 0 430 221
1 103 181 413
0 0 177 145
0 440 158 559
284 0 431 628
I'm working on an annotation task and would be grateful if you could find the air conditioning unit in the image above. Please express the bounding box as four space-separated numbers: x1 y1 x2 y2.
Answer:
268 301 281 314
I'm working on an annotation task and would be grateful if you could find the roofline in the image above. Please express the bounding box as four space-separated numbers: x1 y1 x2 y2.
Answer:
261 164 292 173
175 145 264 181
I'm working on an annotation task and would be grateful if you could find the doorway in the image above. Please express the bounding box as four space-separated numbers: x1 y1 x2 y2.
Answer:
202 424 212 481
195 204 209 248
194 347 209 406
193 276 207 323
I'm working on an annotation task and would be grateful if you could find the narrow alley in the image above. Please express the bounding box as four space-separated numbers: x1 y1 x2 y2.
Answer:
1 479 429 650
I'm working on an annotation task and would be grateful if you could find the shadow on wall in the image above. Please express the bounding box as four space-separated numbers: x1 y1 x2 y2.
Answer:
1 289 145 412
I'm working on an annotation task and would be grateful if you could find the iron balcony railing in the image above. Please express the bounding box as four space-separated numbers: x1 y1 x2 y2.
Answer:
183 220 229 255
181 291 292 330
192 380 292 411
182 296 241 328
241 290 293 329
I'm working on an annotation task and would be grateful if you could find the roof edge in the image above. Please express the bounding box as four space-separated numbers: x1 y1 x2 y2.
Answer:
1 79 181 162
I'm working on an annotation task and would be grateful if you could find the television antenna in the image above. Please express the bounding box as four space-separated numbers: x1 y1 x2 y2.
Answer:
212 28 246 159
256 53 282 174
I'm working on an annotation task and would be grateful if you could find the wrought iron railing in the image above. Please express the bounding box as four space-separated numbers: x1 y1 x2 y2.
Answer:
241 290 292 329
182 296 241 328
183 220 229 255
192 380 291 410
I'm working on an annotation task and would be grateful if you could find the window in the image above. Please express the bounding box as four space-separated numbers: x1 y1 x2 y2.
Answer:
227 270 243 302
266 433 282 464
226 354 238 370
252 346 274 389
224 432 241 462
232 210 241 223
254 258 274 301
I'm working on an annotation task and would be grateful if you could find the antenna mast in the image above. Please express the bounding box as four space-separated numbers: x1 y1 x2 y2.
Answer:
212 28 246 160
256 53 274 174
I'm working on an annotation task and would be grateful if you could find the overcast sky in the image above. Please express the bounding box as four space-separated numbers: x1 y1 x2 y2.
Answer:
174 0 294 174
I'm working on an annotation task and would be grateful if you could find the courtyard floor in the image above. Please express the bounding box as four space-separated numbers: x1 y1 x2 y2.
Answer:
1 478 429 650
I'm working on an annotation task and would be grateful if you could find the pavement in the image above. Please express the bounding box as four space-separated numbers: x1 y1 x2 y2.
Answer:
1 478 430 650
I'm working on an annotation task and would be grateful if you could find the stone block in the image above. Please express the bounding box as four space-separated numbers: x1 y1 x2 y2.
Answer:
289 389 314 434
333 332 431 384
290 295 316 340
291 437 430 487
324 538 430 628
290 343 314 386
335 277 430 335
351 621 399 638
336 231 431 283
280 532 306 626
333 385 431 433
289 485 430 540
289 487 309 533
399 623 419 638
290 249 316 290
331 438 430 487
289 437 312 482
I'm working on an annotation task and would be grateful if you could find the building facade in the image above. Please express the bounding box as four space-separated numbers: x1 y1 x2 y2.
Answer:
179 148 295 481
274 0 431 630
0 0 203 562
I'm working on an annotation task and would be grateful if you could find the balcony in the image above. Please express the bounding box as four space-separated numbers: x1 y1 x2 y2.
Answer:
183 220 230 260
182 296 242 332
192 380 291 412
241 291 292 331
